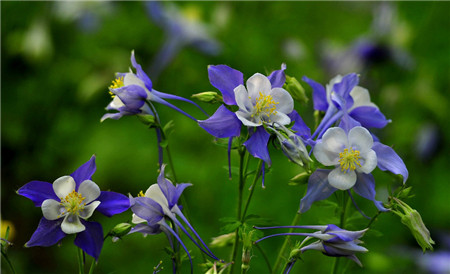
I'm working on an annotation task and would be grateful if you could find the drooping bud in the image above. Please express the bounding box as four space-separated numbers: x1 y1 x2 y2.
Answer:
270 124 312 168
391 197 434 252
192 91 223 104
108 223 133 241
283 75 308 104
289 171 311 186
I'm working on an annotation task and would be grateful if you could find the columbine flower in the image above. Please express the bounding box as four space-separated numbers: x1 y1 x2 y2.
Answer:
17 155 130 259
129 165 219 273
101 50 206 122
303 73 390 139
145 2 221 78
255 224 368 272
299 126 408 213
198 64 304 184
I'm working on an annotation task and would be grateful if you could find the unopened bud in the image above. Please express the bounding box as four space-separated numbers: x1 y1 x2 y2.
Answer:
192 91 223 103
109 223 132 239
210 233 235 248
289 172 310 185
137 114 157 127
284 75 308 104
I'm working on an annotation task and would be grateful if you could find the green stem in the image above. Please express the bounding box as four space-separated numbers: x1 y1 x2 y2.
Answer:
272 212 302 274
367 211 381 228
332 192 351 274
77 248 85 274
1 249 16 274
255 243 273 273
241 160 263 221
88 259 96 274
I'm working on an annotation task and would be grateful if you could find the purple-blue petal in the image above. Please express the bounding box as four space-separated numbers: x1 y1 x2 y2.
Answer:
131 197 164 225
339 113 361 134
350 106 390 128
129 223 161 235
198 105 241 138
71 155 96 189
353 173 388 212
131 51 153 91
113 85 147 110
302 76 328 111
74 221 104 260
17 181 58 207
372 142 408 183
288 110 311 138
25 218 65 247
268 63 286 88
299 169 337 213
151 89 209 116
95 191 130 217
208 65 243 105
101 112 125 121
244 127 271 165
157 165 192 208
333 73 358 100
150 93 197 121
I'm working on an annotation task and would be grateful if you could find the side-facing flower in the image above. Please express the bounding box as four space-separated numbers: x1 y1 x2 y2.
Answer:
299 126 408 213
255 224 368 272
101 50 206 122
17 155 130 259
129 165 219 273
303 73 390 139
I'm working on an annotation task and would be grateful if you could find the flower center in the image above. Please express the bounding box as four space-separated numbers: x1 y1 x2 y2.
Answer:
338 148 362 173
252 92 279 119
60 190 86 216
137 190 145 197
108 77 124 98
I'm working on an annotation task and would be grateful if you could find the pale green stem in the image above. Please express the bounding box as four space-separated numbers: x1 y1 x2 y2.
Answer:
272 212 302 273
77 248 85 274
331 192 351 274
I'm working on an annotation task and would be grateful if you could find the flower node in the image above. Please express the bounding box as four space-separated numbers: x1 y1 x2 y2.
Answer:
252 92 279 118
60 190 86 216
108 77 124 98
338 148 362 173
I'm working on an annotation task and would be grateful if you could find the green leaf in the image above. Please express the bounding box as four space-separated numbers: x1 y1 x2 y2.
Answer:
220 221 241 234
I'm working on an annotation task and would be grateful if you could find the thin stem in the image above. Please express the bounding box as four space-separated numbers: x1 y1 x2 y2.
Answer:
332 192 351 274
367 211 381 228
88 259 96 274
77 248 85 274
241 160 263 221
272 212 302 274
1 249 16 274
255 243 273 273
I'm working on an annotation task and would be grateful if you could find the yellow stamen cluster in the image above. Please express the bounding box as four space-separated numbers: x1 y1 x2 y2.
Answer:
251 92 279 118
339 148 362 173
60 190 86 217
137 190 145 197
108 77 124 98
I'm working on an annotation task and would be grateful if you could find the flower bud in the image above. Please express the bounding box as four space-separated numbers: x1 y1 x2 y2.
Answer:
289 172 311 186
137 114 157 127
391 198 434 252
283 75 308 104
270 125 311 168
210 232 235 248
109 223 132 239
192 91 223 104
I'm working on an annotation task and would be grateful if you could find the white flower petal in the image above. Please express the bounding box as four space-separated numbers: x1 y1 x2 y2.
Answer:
328 168 357 190
53 176 76 199
108 96 124 109
234 85 253 113
358 150 377 173
78 180 101 204
132 213 146 224
268 111 291 126
270 88 294 114
313 141 340 166
145 184 169 208
350 86 377 110
79 201 101 220
348 126 373 153
235 111 262 127
123 72 146 90
321 127 348 154
246 73 272 99
42 199 65 220
61 214 85 234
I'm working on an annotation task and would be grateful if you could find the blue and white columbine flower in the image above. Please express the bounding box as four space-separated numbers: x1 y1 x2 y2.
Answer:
130 165 219 273
199 64 305 184
299 126 408 213
303 73 390 140
17 155 130 259
255 224 368 272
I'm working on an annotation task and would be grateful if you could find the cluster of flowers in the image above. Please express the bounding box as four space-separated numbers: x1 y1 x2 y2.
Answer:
18 51 414 272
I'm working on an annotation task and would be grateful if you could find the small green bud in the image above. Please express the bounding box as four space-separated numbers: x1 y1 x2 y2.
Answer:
192 91 223 103
109 223 132 238
137 114 157 127
283 75 308 104
391 198 434 252
289 172 311 185
210 232 235 248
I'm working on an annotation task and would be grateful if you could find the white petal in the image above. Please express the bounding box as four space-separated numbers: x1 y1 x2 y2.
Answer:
270 88 294 114
321 127 348 154
234 85 253 113
79 201 101 220
325 75 343 102
268 111 291 126
348 126 373 153
145 184 169 208
108 96 125 109
53 176 76 199
78 180 101 204
350 86 377 110
61 214 86 234
358 150 377 173
42 199 65 220
235 111 262 127
313 141 340 166
246 73 272 100
132 213 146 224
328 168 357 190
123 72 146 90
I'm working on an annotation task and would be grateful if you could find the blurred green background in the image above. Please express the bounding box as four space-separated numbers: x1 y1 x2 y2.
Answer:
2 1 449 273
